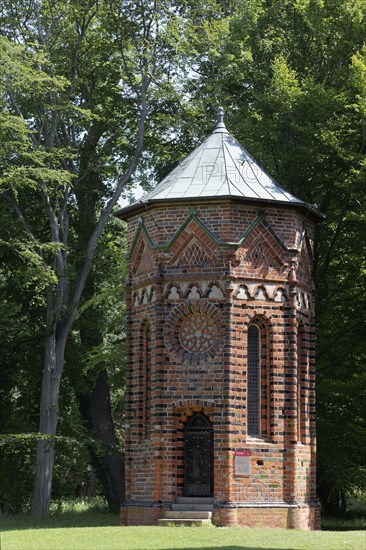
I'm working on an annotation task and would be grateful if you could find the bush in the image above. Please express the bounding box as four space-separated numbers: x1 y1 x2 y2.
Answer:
0 434 36 515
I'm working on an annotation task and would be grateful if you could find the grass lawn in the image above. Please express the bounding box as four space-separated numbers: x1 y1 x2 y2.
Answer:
1 512 365 550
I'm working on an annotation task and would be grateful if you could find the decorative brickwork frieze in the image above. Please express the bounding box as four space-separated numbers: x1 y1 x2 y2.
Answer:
164 280 226 301
165 283 182 300
236 215 289 280
296 238 314 290
245 240 283 273
253 285 269 300
274 287 287 302
130 231 156 277
174 236 216 267
168 213 221 260
207 281 225 299
234 284 251 300
131 285 157 308
136 243 156 275
232 282 289 303
183 283 202 300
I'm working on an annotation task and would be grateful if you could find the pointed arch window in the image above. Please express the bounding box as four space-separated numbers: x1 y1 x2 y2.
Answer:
248 324 261 436
247 318 271 439
297 322 307 443
140 320 152 438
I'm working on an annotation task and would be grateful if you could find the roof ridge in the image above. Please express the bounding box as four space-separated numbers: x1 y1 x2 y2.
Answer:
201 134 223 193
220 131 231 196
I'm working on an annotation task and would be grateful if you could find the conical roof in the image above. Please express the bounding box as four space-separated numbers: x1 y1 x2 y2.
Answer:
118 108 321 219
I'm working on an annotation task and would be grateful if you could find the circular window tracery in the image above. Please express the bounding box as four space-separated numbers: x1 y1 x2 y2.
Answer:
164 300 223 365
180 314 217 353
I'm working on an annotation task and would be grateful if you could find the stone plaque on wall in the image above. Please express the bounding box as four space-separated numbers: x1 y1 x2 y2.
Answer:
235 450 252 476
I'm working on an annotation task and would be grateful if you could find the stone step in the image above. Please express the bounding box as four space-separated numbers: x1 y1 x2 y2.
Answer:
176 497 215 504
165 511 212 519
158 518 211 527
171 503 213 511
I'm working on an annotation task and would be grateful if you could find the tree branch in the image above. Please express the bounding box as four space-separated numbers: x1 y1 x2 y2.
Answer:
2 191 44 260
63 74 150 338
7 90 39 146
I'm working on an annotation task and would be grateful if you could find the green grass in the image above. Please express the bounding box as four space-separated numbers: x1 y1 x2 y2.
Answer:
1 510 365 550
0 500 365 550
0 524 365 550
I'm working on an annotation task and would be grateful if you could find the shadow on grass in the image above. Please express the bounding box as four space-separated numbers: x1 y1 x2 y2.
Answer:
0 510 120 531
321 515 366 531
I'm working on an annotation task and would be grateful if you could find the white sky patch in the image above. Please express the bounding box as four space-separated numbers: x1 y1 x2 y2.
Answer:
119 183 145 207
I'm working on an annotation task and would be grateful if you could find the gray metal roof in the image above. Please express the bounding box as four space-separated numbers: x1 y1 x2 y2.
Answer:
119 108 320 217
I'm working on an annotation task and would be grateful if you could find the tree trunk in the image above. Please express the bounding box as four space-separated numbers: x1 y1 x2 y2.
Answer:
32 438 55 516
74 130 125 512
31 325 65 516
75 266 124 512
30 77 148 517
78 370 125 512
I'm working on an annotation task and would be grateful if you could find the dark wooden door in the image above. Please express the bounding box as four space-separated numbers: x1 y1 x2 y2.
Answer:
184 413 213 497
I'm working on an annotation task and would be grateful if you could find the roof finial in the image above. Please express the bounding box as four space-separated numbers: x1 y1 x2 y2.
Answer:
214 105 227 132
217 106 224 124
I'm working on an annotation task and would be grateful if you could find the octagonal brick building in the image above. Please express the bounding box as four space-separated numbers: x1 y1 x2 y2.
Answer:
118 109 322 529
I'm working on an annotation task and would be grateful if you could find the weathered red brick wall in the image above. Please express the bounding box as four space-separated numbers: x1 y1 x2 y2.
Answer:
212 504 320 529
120 504 163 526
122 200 318 529
126 202 308 251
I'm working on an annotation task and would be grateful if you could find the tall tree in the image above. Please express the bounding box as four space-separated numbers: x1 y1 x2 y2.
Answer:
0 0 183 516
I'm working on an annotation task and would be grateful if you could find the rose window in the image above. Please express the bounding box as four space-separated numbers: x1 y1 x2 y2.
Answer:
164 300 223 365
179 314 217 353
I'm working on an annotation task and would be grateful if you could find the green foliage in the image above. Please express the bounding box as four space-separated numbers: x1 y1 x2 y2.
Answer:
49 497 109 515
0 429 95 515
0 434 36 514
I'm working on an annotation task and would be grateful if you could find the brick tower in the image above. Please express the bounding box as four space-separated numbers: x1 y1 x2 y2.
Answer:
118 108 322 529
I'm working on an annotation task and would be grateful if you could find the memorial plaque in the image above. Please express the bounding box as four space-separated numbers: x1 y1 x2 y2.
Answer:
235 449 252 476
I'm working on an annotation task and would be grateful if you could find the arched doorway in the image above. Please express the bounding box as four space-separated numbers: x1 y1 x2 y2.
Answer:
184 413 213 497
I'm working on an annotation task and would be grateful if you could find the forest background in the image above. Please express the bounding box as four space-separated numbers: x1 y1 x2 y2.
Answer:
0 0 365 518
